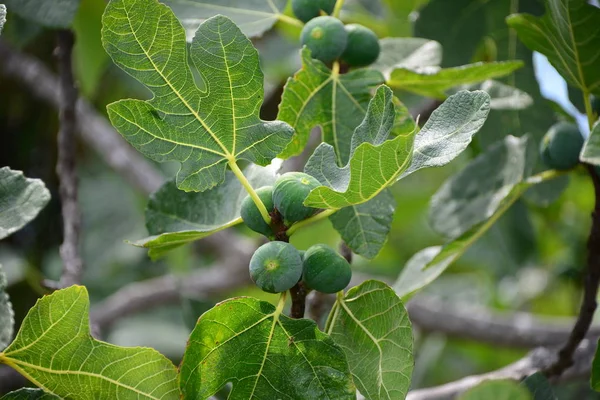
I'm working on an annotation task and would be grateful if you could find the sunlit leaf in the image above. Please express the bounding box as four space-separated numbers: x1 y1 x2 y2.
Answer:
132 164 277 259
581 121 600 166
179 296 355 400
1 389 59 399
162 0 289 40
0 264 13 351
387 61 523 99
400 90 491 179
0 167 50 240
278 48 384 164
304 85 415 210
102 0 293 192
327 280 413 400
459 380 532 400
507 0 600 96
4 0 80 28
371 37 442 75
0 286 179 399
330 190 396 259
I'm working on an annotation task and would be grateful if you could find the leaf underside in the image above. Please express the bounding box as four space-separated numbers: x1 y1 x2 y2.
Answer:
1 388 60 399
102 0 293 193
0 264 13 351
4 0 80 28
581 122 600 166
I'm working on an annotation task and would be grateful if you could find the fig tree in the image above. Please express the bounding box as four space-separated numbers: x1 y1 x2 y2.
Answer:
340 24 380 67
539 122 584 170
273 172 321 225
300 16 347 64
291 0 336 23
302 244 351 294
249 241 303 294
241 186 275 238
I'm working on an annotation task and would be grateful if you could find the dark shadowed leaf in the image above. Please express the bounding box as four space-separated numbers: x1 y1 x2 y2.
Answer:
522 372 556 400
4 0 80 28
1 389 60 399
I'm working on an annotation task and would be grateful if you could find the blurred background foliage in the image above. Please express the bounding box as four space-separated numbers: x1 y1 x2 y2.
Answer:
0 0 598 397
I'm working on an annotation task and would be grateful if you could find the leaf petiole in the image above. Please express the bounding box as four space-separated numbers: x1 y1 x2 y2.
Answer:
583 90 595 131
287 208 337 236
332 0 345 18
277 13 303 28
228 160 272 225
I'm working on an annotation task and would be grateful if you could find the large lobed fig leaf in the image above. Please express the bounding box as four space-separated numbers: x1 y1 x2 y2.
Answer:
102 0 293 193
179 296 355 399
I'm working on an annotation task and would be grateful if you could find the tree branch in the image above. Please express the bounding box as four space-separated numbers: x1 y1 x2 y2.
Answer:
54 30 82 288
406 337 597 400
0 39 163 195
544 166 600 376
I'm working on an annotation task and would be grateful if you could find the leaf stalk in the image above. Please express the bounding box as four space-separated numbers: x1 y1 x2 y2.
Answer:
228 160 272 225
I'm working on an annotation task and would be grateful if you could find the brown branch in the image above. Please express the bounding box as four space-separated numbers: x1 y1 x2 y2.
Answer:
0 39 164 195
54 30 82 288
406 337 597 400
544 165 600 377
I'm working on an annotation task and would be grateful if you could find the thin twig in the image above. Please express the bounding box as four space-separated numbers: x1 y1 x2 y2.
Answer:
289 281 309 319
55 30 82 288
544 165 600 376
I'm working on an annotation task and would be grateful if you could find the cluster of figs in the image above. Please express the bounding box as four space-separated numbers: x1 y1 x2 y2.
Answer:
294 0 381 67
241 172 352 295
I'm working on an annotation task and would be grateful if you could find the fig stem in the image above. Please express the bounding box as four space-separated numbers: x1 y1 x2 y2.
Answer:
286 208 337 236
277 13 304 28
332 0 345 18
228 160 272 225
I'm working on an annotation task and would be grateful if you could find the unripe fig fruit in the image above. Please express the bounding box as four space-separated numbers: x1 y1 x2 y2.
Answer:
302 244 351 294
241 186 275 238
273 172 321 225
291 0 336 23
340 24 380 67
249 241 303 294
300 16 347 64
540 122 583 170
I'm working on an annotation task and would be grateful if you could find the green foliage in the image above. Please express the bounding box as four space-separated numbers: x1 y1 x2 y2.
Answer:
0 5 5 34
277 48 384 163
581 122 600 166
102 0 293 192
540 122 584 171
241 186 275 238
371 37 442 74
300 16 348 65
4 0 80 28
508 0 600 96
0 167 50 240
249 242 303 293
302 244 351 293
592 337 600 391
132 164 276 259
0 286 179 399
273 172 321 224
459 380 532 400
341 24 381 67
179 296 355 399
292 0 336 23
327 280 413 400
1 389 59 399
522 372 557 400
0 264 13 351
162 0 289 40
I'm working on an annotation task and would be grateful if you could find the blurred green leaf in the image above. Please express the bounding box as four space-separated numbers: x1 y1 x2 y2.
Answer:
102 0 293 192
507 0 600 96
4 0 80 28
278 48 384 164
162 0 289 40
522 372 556 400
0 264 13 351
304 86 415 209
394 246 447 300
400 90 491 179
330 190 396 259
371 37 442 75
592 338 600 391
455 80 533 110
1 389 59 399
0 286 179 398
581 122 600 166
459 380 532 400
73 0 108 97
326 280 413 400
131 164 277 259
0 5 6 34
0 167 50 240
430 135 534 239
387 61 524 99
179 296 355 399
